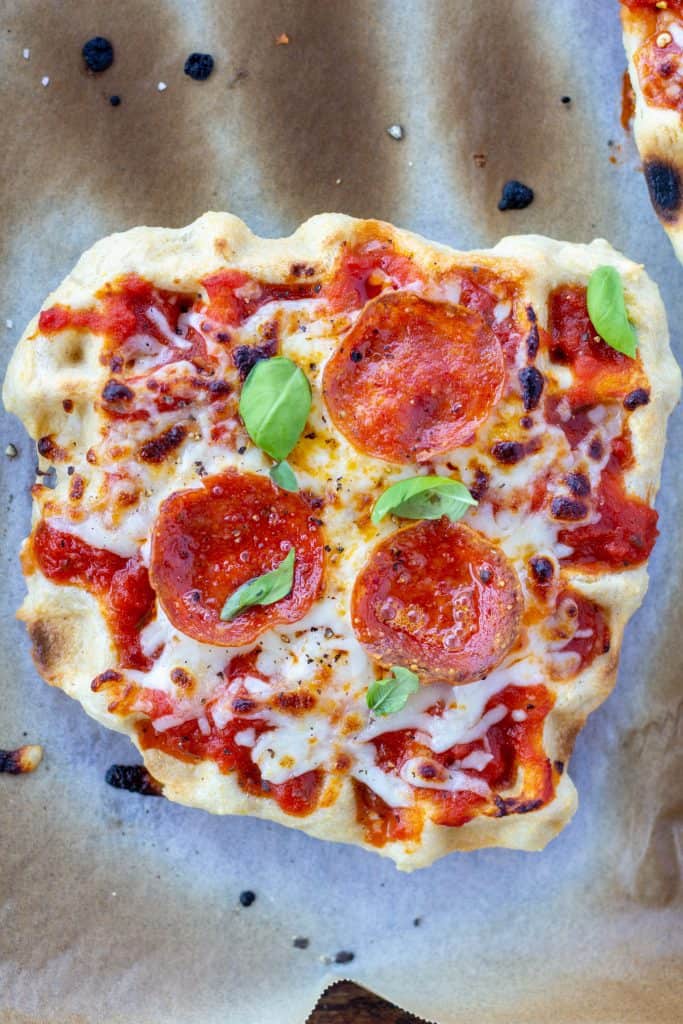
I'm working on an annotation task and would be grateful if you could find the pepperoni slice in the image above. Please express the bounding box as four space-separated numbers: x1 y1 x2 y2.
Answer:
322 292 505 464
149 470 324 646
352 520 522 684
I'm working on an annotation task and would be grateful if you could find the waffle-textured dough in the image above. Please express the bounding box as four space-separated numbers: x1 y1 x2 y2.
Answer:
3 213 680 868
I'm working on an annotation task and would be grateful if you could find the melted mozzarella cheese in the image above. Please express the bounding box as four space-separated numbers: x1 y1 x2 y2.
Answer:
42 275 627 808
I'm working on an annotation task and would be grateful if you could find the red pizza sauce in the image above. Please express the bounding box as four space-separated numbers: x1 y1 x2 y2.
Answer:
548 285 646 406
324 243 423 312
323 291 505 463
137 712 323 817
30 521 155 670
352 520 523 684
548 589 611 673
559 452 658 569
202 269 321 326
355 684 556 846
38 274 208 372
149 470 325 646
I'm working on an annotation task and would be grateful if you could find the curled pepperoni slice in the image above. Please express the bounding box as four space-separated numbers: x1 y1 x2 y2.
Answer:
352 520 522 684
322 292 505 464
149 470 324 646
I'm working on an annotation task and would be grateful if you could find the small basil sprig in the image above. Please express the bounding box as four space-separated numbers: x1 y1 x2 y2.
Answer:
220 548 296 621
239 357 312 491
371 475 477 526
269 460 298 492
586 266 638 358
367 667 420 716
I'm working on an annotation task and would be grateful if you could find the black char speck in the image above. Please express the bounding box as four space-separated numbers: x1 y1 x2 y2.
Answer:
293 936 310 949
491 441 525 465
350 350 363 363
644 160 682 222
105 764 163 796
109 94 121 107
588 437 604 460
102 379 134 402
239 890 256 907
530 556 554 583
519 366 544 410
184 52 215 81
82 37 114 73
233 339 277 380
566 472 590 497
551 496 588 521
498 180 534 211
624 388 650 410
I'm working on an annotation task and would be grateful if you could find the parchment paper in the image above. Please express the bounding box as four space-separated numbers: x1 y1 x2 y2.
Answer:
1 2 681 1023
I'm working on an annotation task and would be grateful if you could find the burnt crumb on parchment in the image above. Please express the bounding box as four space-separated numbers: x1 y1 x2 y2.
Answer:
184 52 214 81
239 890 256 907
498 179 534 211
82 36 114 73
109 94 121 107
333 950 355 964
105 764 163 796
0 745 43 774
292 936 310 949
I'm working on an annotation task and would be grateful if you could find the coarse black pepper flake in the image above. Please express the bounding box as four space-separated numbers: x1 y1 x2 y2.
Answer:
561 95 572 104
184 52 215 81
498 179 534 211
82 36 114 73
239 890 256 907
334 950 355 964
109 94 121 107
623 387 650 410
293 936 310 949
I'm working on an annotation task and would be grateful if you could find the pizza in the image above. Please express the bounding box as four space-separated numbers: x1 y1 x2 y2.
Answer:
3 213 679 869
621 0 683 259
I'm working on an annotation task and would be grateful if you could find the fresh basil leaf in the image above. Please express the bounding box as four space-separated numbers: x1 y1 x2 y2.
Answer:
269 460 298 492
366 667 420 716
239 356 312 461
220 548 296 621
371 475 477 526
586 266 638 358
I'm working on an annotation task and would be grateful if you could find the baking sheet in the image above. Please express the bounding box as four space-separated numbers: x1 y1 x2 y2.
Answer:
0 2 681 1022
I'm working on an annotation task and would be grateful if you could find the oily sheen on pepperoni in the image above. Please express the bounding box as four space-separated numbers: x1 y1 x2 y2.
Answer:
352 520 522 684
322 292 505 464
149 470 324 645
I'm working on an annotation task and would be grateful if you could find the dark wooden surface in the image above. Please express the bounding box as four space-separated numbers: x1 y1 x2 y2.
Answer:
308 982 428 1023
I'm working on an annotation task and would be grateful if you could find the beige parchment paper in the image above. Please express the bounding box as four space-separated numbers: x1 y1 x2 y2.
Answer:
0 2 681 1023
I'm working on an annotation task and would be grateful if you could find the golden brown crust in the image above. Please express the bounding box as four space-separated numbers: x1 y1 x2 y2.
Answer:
621 5 683 261
3 213 680 869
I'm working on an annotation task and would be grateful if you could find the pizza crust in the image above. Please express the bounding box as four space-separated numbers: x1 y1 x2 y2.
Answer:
3 213 680 869
621 6 683 262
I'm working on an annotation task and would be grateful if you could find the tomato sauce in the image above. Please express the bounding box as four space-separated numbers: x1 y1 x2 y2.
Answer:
324 245 422 312
202 269 320 326
31 521 155 670
559 452 658 569
137 710 323 816
548 286 645 407
356 685 555 844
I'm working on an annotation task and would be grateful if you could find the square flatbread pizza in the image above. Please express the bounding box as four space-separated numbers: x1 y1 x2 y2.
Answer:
3 213 679 868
